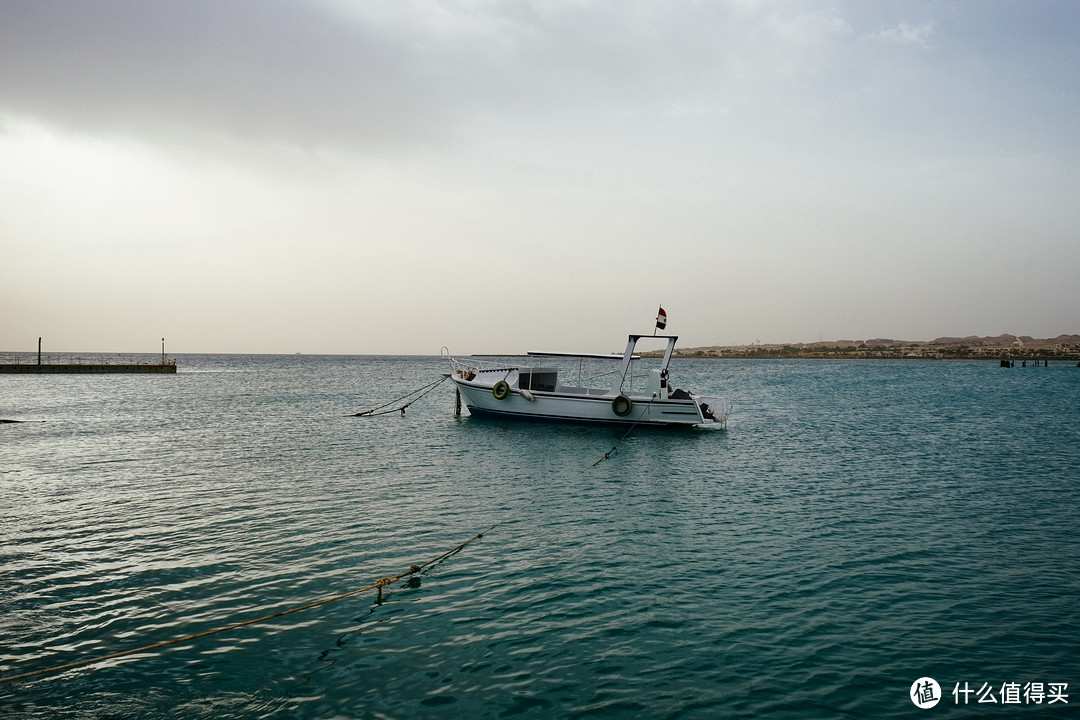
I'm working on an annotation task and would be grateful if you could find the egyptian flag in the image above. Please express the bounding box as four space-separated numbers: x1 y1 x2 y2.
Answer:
655 306 667 331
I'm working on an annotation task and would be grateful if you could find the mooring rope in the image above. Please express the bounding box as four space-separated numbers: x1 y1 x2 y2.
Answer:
0 495 539 686
1 398 640 686
350 375 449 417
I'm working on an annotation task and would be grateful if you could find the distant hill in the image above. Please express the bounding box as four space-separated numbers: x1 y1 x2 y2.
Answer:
671 334 1080 360
865 334 1080 348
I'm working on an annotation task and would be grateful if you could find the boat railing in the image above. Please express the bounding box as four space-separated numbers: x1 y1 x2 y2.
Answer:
441 348 669 394
444 353 521 382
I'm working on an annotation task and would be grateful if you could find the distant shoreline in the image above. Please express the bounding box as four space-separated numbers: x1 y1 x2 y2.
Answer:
670 333 1080 361
673 351 1080 361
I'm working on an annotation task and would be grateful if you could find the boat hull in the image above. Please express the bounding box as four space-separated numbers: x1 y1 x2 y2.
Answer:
453 378 712 427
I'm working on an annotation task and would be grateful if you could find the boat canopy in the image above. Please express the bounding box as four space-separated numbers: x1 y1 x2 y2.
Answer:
527 350 640 360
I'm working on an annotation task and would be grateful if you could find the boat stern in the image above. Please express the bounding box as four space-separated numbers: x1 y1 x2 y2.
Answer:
694 394 729 428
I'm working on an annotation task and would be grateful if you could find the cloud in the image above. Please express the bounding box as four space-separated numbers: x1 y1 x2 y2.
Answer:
0 1 447 150
869 21 935 45
2 1 1079 352
0 0 872 153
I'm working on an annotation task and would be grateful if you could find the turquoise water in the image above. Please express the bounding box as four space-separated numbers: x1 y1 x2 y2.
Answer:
2 355 1078 718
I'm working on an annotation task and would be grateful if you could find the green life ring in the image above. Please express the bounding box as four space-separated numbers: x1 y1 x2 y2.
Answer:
493 381 510 400
612 394 633 417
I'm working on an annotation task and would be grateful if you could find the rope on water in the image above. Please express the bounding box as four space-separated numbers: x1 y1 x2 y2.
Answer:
0 500 531 686
589 447 617 467
351 375 449 417
0 408 636 686
579 396 656 470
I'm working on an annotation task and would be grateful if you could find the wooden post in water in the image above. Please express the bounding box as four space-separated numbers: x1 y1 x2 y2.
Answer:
37 337 41 365
455 387 462 416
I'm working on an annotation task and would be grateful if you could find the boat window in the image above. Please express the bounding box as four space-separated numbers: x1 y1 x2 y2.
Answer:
518 370 558 392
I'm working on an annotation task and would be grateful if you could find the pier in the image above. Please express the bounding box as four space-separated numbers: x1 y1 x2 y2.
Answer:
0 338 177 374
0 361 177 374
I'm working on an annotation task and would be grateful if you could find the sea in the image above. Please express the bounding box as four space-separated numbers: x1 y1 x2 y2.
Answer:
1 354 1078 719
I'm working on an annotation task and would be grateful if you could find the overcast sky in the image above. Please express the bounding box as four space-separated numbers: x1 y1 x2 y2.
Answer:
2 1 1078 354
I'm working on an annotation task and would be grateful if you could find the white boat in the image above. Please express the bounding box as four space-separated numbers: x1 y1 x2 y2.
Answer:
443 334 728 428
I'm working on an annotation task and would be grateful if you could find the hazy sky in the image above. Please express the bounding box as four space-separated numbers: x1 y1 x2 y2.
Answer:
2 1 1078 354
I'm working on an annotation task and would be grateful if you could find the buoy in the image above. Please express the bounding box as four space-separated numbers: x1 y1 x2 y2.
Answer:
612 394 633 417
520 388 535 402
493 381 510 400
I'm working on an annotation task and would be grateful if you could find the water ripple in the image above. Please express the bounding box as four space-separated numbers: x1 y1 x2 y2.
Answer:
2 357 1078 718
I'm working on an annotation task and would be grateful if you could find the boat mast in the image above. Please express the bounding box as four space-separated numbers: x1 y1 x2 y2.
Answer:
612 334 679 394
659 336 677 373
613 335 640 393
